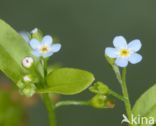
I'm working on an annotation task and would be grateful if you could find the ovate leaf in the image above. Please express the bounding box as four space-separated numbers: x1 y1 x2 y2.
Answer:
0 19 32 82
39 68 95 95
132 84 156 126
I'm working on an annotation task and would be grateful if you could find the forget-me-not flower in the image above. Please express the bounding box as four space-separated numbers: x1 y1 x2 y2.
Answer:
105 36 142 67
29 35 61 58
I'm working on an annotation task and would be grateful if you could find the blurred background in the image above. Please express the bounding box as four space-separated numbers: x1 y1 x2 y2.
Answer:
0 0 156 125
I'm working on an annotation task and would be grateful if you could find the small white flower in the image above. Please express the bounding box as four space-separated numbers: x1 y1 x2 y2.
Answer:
23 75 32 82
22 57 34 68
105 36 142 67
29 35 61 58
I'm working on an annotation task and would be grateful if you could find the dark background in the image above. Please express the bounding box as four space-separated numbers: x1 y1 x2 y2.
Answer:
0 0 156 126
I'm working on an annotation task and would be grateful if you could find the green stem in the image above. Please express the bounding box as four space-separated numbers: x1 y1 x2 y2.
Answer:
54 100 90 109
109 90 125 102
121 68 132 122
112 65 122 84
43 59 48 78
42 94 56 126
111 64 132 125
41 58 57 126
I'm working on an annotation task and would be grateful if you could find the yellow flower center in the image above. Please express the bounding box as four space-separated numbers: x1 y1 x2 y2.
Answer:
120 49 130 57
40 46 49 53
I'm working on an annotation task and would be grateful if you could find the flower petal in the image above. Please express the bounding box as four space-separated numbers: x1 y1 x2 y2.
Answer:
115 57 128 67
42 51 53 58
51 44 61 53
105 47 118 58
30 39 40 49
128 39 142 52
32 50 41 57
42 35 53 45
19 31 30 43
113 36 127 49
128 53 142 64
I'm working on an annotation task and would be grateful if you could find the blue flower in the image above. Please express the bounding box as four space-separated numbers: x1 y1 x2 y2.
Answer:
19 31 30 43
105 36 142 67
29 35 61 58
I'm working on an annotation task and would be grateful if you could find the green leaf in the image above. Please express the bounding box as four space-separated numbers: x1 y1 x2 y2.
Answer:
39 68 95 95
0 19 32 82
132 84 156 126
0 89 24 126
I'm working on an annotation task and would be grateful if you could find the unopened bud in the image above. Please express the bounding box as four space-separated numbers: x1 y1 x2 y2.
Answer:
89 81 110 95
17 80 25 89
23 75 32 82
22 84 36 97
31 28 43 41
22 57 34 68
90 94 107 109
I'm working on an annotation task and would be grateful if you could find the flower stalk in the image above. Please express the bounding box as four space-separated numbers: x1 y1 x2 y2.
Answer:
121 68 132 124
112 66 132 125
54 100 90 109
41 58 57 126
42 93 56 126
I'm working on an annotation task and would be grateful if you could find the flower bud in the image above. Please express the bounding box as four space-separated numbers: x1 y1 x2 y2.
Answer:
22 84 36 97
22 57 34 68
17 80 25 89
23 75 32 82
90 94 115 109
31 28 43 41
90 94 107 109
89 81 110 95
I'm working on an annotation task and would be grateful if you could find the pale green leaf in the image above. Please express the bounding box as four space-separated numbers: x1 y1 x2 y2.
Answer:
39 68 95 95
132 84 156 126
0 19 32 82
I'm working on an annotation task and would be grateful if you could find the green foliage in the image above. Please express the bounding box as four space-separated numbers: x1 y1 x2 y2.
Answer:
132 84 156 126
0 89 24 126
0 19 32 82
0 20 95 97
39 68 95 95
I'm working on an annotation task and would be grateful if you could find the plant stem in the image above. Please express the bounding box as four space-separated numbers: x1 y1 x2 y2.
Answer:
41 58 57 126
109 90 125 102
54 100 90 109
42 93 56 126
112 65 122 84
121 68 132 122
43 59 48 77
112 65 132 125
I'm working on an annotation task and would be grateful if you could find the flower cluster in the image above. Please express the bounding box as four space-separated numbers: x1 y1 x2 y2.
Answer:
17 74 36 97
19 28 62 97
